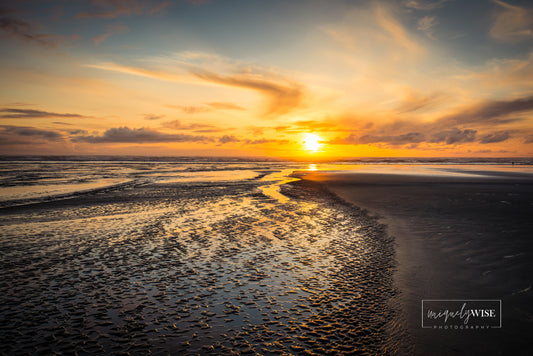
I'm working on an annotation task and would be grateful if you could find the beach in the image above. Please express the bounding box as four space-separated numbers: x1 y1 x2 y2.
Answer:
1 160 532 355
1 160 406 355
295 167 533 355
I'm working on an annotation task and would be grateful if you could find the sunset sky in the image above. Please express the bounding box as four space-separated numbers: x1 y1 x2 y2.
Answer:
1 0 533 158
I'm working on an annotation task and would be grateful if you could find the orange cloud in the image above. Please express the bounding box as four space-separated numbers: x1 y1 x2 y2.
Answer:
167 105 212 114
191 69 304 116
491 0 533 41
167 102 245 114
274 120 348 134
206 102 245 111
88 55 304 116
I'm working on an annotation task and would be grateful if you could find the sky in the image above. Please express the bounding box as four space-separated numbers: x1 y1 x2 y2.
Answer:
1 0 533 158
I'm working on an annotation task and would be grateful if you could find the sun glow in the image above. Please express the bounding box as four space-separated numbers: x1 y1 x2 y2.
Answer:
302 133 322 152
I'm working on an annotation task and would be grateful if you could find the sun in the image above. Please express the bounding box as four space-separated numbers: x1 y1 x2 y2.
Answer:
302 133 322 152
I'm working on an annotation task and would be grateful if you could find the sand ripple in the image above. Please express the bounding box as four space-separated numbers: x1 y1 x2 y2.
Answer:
0 177 404 354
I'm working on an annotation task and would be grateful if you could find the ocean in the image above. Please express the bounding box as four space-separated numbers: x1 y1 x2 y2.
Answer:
1 156 532 208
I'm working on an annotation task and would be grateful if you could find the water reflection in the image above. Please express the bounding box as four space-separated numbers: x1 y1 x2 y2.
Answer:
258 169 300 204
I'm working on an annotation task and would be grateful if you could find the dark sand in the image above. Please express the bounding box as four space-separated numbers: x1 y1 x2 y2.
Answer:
295 170 533 355
1 173 407 355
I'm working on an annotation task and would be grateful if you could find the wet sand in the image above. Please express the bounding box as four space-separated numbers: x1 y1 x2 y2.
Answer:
0 173 407 354
295 170 533 355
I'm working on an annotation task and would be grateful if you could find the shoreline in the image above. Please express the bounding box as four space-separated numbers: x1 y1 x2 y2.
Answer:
293 169 533 355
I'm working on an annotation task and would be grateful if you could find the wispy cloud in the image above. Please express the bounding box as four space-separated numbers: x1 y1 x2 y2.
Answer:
148 1 172 15
72 126 212 143
167 102 245 114
491 0 533 41
144 114 164 120
0 8 78 47
0 108 89 119
376 4 424 55
417 15 438 39
321 27 356 50
403 0 450 11
396 89 445 113
322 2 425 60
161 120 222 132
206 102 245 111
190 68 304 116
85 62 193 83
244 138 290 145
89 53 305 117
167 105 212 114
436 94 533 127
274 120 347 134
458 51 533 93
94 23 129 45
